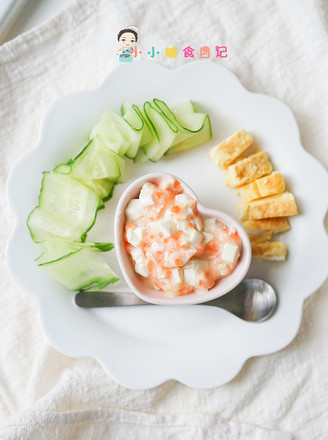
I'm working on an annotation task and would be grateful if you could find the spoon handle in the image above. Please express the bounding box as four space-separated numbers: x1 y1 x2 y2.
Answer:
75 291 150 307
75 290 230 308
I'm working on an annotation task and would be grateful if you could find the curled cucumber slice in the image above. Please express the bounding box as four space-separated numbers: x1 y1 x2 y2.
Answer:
41 247 119 292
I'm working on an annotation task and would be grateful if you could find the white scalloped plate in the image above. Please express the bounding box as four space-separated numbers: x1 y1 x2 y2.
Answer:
6 61 328 389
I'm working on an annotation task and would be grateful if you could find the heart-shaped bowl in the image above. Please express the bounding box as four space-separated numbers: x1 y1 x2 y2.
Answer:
114 172 251 305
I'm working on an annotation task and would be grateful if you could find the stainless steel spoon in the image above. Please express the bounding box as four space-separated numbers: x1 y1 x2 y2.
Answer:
75 278 277 322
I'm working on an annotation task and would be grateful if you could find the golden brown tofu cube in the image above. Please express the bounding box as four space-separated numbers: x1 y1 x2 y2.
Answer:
209 130 254 169
225 151 273 187
237 172 285 202
239 192 298 220
242 217 290 234
251 241 287 261
248 232 273 244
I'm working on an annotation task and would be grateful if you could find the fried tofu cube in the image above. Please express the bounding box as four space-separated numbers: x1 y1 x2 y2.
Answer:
209 130 254 169
225 151 273 187
237 172 285 202
239 191 298 220
242 217 290 235
248 232 273 244
251 241 287 261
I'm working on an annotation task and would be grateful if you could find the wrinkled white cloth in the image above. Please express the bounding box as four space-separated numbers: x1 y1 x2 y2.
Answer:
0 0 327 438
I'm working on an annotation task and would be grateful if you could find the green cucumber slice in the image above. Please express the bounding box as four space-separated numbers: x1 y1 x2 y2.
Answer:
28 207 81 242
171 101 196 116
91 179 115 201
90 110 129 156
90 120 128 156
153 99 206 132
122 104 152 157
70 137 124 183
121 102 132 116
133 147 148 164
36 240 114 265
123 104 153 145
152 99 196 146
91 109 141 158
152 99 212 151
174 112 209 130
142 101 178 161
40 247 119 291
36 241 80 265
53 163 72 174
27 172 100 243
166 114 212 154
76 178 115 202
54 156 116 202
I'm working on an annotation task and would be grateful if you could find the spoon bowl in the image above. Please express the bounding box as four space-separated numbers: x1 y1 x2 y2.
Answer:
204 278 277 322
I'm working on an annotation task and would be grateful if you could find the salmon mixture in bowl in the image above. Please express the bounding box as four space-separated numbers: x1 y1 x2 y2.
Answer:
123 176 241 296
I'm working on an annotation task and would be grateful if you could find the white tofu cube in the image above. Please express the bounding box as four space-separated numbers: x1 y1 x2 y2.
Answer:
203 232 214 244
177 220 190 233
159 175 176 190
222 241 240 263
203 217 216 232
175 193 194 207
150 242 164 252
126 227 144 247
164 208 176 220
184 267 198 287
135 263 149 277
125 199 144 221
130 247 146 265
171 268 184 284
218 263 229 276
139 182 155 206
187 229 203 247
151 218 174 238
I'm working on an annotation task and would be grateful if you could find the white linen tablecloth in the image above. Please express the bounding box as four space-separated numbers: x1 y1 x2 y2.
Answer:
1 0 327 438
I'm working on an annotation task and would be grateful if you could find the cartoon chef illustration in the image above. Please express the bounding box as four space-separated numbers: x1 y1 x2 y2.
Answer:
117 25 138 62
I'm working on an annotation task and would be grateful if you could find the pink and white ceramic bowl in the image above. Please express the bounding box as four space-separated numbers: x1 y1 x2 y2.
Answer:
114 173 251 305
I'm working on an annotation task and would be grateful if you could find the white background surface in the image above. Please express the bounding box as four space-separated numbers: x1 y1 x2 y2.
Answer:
1 0 74 43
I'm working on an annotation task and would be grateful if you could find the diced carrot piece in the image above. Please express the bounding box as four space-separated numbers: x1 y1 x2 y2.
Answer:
155 190 165 200
171 205 182 214
173 180 182 192
207 242 218 253
230 230 240 242
170 230 183 241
